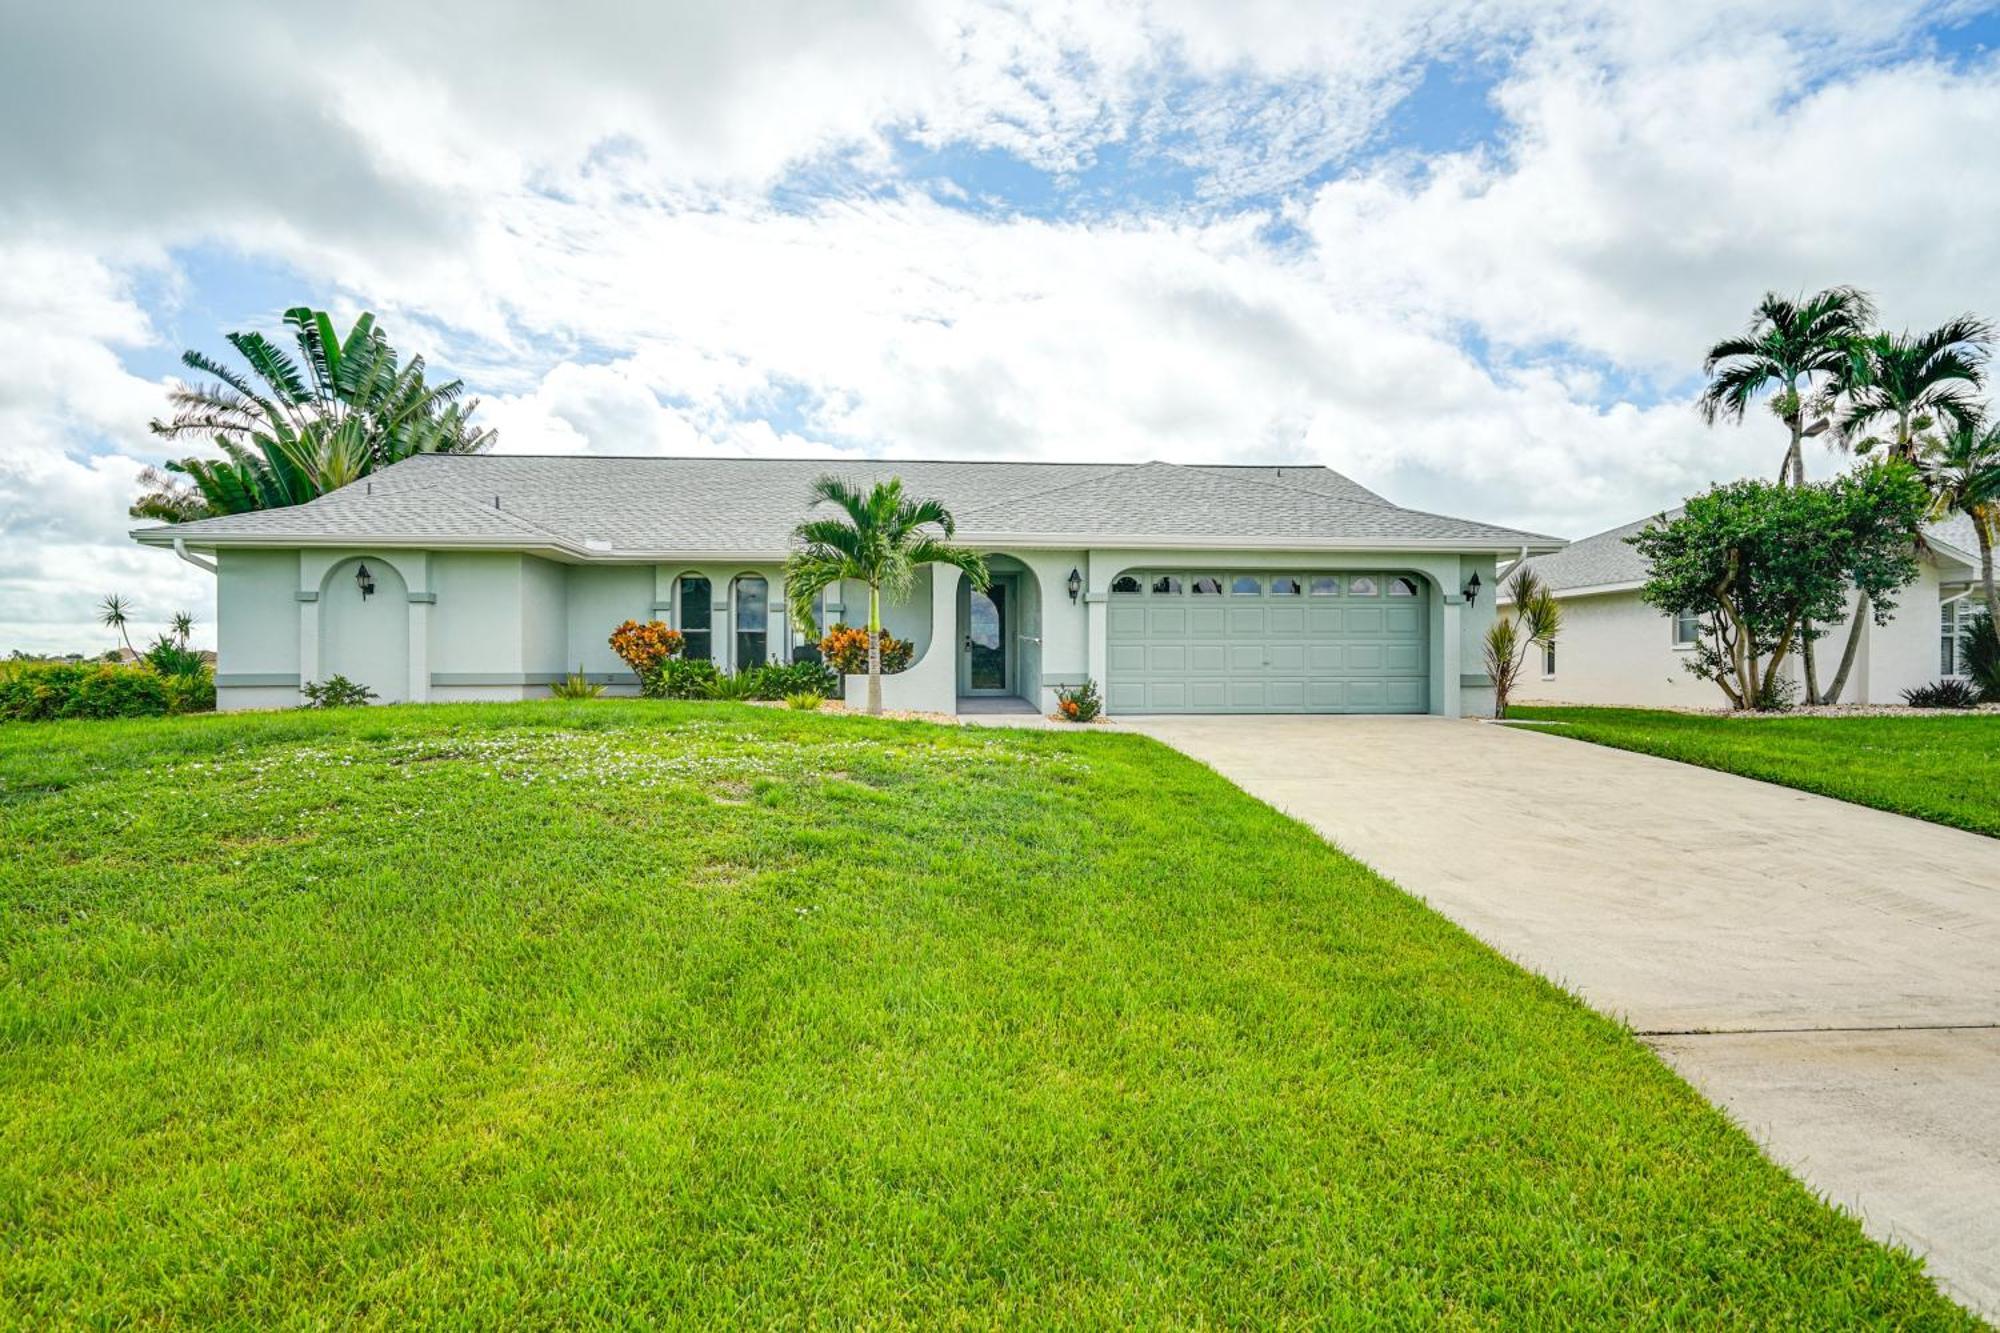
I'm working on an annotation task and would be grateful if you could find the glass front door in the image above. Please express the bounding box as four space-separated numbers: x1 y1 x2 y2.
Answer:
965 583 1008 692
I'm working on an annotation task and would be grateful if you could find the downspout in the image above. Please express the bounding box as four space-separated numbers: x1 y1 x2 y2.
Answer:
172 537 218 574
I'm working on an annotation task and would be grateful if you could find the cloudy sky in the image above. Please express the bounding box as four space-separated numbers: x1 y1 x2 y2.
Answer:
5 1 2000 653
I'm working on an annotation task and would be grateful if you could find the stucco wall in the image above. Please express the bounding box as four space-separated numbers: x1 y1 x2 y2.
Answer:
559 562 648 683
214 549 300 699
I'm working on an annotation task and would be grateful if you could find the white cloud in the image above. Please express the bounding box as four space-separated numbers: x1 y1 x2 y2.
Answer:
3 0 1998 652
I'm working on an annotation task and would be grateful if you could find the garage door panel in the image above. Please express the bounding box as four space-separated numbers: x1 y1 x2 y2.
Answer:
1108 570 1428 714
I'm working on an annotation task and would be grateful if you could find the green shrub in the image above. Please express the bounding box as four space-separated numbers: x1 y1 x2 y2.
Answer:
1902 678 1982 709
0 660 211 721
549 669 605 700
1055 678 1102 723
643 658 720 700
301 676 377 709
144 634 204 679
1964 611 1999 702
745 659 840 700
700 672 761 702
784 691 824 711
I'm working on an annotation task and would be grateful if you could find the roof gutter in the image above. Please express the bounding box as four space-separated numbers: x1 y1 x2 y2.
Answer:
172 537 218 575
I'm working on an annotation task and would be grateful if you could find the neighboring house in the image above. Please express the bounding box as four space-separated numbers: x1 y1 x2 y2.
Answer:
1507 511 1983 707
131 455 1562 718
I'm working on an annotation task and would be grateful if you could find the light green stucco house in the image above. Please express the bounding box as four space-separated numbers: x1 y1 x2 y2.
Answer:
132 455 1562 717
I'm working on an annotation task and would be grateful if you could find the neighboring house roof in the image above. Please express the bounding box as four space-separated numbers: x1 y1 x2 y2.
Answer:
1512 508 1983 600
132 455 1563 558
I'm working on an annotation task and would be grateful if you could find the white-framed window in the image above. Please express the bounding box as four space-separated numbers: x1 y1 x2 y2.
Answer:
1672 608 1701 649
733 574 770 668
1942 597 1969 677
1542 641 1557 678
677 574 713 661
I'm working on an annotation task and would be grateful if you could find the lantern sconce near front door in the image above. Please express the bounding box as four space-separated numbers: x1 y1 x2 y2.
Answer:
1066 567 1082 603
1461 572 1480 607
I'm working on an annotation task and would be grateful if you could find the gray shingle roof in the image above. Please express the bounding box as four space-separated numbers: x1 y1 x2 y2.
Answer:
1518 508 1984 596
134 454 1562 557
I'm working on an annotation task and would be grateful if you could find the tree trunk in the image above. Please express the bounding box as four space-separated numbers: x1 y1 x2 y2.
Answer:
1823 588 1870 705
1979 515 1999 628
866 584 883 716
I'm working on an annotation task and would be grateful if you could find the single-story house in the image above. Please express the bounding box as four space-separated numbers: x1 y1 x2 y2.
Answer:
132 455 1563 718
1507 510 1985 707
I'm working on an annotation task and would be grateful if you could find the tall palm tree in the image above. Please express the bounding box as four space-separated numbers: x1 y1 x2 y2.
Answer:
97 594 136 659
785 477 990 716
1698 287 1874 487
1925 417 2000 627
169 611 196 649
1821 316 1993 703
1836 316 1992 462
131 306 496 522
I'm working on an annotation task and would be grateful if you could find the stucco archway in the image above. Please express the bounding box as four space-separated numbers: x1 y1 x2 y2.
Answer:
319 556 410 702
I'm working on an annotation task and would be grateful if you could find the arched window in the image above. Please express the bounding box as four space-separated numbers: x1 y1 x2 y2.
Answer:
1270 576 1302 597
1111 574 1143 595
1190 576 1223 595
1348 575 1378 597
1151 574 1183 595
1230 575 1262 596
734 575 769 667
677 574 713 660
1310 575 1340 597
1388 576 1420 598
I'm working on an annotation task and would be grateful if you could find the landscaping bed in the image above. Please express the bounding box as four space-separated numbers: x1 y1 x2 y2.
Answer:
1508 705 2000 838
0 703 1972 1325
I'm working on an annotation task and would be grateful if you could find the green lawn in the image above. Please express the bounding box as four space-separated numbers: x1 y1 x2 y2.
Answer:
0 705 1973 1326
1509 705 2000 839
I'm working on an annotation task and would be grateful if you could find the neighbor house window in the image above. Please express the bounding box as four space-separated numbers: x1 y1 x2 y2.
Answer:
1191 576 1223 595
1111 574 1142 595
1230 575 1262 596
1388 576 1419 597
1310 576 1340 597
734 575 769 667
1942 600 1966 676
1349 576 1378 597
1270 576 1301 597
1542 642 1557 677
678 575 713 660
1151 574 1183 595
1673 609 1701 648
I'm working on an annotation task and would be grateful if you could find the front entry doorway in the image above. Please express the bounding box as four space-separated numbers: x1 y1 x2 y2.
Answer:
959 575 1016 696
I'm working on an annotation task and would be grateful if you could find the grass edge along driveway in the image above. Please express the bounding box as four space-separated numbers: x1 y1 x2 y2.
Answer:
1507 704 2000 839
0 703 1978 1326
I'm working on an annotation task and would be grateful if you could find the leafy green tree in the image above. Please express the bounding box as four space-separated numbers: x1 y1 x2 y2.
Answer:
1923 417 2000 627
1698 287 1874 486
1483 567 1561 719
784 477 989 716
131 306 495 522
1629 466 1928 710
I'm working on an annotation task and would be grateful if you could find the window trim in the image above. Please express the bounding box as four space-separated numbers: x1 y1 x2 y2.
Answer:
1348 575 1379 598
1942 593 1972 679
1110 574 1143 596
1229 574 1263 597
1270 575 1302 597
1671 608 1702 651
732 572 770 670
1541 641 1557 679
676 572 715 662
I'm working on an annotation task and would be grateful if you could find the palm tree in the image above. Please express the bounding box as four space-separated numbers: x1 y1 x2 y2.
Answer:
1925 417 2000 627
1823 316 1993 702
1836 316 1992 462
131 306 496 522
784 477 990 716
1483 567 1562 719
169 611 196 649
97 594 136 659
1698 287 1874 487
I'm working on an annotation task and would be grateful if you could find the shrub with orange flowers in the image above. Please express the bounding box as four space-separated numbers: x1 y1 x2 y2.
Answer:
1054 678 1101 722
608 620 685 676
819 623 914 675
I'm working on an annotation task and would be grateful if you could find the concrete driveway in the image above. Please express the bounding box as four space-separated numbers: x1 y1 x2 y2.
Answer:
1115 714 2000 1318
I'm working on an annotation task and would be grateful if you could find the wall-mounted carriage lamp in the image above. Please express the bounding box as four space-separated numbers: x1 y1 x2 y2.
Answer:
355 563 376 599
1067 567 1083 603
1462 571 1481 607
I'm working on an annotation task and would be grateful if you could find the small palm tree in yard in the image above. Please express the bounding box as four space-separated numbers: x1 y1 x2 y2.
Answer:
97 594 137 658
1484 568 1561 720
785 477 989 716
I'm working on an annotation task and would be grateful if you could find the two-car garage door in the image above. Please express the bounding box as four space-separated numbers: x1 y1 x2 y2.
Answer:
1105 571 1429 714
